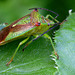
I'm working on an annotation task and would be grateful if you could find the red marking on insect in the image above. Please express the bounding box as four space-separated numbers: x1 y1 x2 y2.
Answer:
35 22 41 26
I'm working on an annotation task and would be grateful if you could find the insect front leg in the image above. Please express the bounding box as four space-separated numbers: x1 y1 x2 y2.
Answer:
43 33 59 59
23 35 39 51
6 37 29 65
46 14 59 23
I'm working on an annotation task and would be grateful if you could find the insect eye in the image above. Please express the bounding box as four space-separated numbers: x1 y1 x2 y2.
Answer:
34 8 38 12
35 22 41 26
38 23 40 25
35 8 37 11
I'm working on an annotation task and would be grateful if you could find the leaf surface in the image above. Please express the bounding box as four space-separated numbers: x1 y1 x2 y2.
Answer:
0 36 57 75
54 13 75 75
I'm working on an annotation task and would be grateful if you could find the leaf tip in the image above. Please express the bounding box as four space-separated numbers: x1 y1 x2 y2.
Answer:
69 9 72 15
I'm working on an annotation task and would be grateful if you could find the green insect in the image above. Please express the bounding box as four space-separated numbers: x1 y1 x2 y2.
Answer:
0 8 59 65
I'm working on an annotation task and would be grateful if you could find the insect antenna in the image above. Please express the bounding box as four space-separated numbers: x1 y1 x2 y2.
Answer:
29 8 59 20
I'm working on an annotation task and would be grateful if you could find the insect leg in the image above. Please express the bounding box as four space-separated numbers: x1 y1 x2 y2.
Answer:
23 36 38 50
6 37 29 65
46 14 59 23
43 33 59 59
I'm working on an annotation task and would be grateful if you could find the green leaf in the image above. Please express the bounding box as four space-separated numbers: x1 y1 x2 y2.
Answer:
54 13 75 75
0 36 57 75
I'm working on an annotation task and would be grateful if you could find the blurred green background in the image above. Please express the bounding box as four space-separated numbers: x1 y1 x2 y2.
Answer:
0 0 75 24
0 1 75 74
